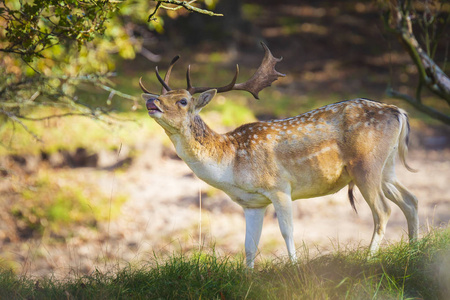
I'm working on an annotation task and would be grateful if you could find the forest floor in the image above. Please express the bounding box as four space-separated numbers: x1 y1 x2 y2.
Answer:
1 130 449 278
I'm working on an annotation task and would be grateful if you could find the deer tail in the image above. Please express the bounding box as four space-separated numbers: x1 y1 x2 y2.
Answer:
348 182 357 214
397 110 417 173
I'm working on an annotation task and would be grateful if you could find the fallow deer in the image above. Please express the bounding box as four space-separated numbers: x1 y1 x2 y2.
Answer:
139 43 419 267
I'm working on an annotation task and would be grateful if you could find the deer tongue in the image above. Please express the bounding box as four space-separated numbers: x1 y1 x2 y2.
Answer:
146 99 161 112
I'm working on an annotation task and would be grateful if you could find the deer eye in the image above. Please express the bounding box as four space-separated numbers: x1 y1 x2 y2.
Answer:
178 98 188 106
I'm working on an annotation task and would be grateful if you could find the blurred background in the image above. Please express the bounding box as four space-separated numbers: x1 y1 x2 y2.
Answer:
1 0 449 277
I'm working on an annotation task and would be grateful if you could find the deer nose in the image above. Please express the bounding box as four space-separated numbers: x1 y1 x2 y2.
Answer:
146 98 158 110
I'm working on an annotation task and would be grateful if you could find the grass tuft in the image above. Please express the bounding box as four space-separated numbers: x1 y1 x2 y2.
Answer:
0 227 448 299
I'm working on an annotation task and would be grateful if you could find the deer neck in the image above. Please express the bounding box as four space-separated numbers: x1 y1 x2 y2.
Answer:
166 115 234 165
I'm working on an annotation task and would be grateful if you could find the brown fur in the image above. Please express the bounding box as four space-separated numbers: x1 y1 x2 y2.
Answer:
142 90 419 266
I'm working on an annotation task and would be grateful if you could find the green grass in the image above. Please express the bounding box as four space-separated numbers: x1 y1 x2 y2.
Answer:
10 170 127 237
1 227 448 299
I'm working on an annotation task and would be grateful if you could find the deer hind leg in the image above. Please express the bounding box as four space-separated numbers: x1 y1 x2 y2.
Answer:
352 165 391 255
265 190 297 262
363 187 392 254
382 154 419 242
244 207 266 268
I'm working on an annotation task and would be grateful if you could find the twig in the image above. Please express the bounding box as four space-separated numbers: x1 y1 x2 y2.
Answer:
147 0 223 22
16 112 93 121
0 109 43 142
93 82 139 101
139 47 161 62
161 0 196 11
148 2 162 21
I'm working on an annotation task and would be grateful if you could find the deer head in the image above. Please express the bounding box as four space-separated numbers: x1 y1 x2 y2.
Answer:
140 43 285 133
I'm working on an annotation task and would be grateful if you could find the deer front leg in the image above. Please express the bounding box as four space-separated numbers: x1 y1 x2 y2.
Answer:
270 191 297 262
244 207 266 268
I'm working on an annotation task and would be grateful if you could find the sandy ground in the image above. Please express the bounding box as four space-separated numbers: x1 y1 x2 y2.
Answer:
2 138 449 279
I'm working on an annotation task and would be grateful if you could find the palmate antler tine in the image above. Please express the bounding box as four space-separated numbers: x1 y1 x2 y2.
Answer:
161 55 180 94
187 64 239 94
186 42 284 99
232 42 285 99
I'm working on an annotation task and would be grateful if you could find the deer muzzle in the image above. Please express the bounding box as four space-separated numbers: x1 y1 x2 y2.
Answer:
146 98 162 115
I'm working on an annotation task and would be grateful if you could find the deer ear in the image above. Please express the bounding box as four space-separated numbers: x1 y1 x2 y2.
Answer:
195 89 217 111
141 93 159 101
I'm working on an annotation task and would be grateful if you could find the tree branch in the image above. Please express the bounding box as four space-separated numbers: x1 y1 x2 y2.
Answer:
383 0 450 124
398 29 450 104
387 88 450 125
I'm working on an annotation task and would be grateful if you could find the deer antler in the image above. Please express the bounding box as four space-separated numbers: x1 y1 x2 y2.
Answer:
157 55 180 94
233 43 285 99
139 77 152 94
140 55 180 95
186 64 239 95
141 43 284 99
155 66 171 93
186 42 285 99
